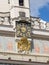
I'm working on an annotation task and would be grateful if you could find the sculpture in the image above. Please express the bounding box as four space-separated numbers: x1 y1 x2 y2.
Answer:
18 37 31 54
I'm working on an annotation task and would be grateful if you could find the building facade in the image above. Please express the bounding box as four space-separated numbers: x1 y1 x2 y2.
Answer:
0 0 49 65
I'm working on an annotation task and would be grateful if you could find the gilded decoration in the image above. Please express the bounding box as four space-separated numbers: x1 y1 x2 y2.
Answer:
16 21 31 37
21 27 26 33
18 37 31 53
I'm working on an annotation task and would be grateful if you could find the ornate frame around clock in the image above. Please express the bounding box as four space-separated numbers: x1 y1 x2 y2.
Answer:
16 21 31 38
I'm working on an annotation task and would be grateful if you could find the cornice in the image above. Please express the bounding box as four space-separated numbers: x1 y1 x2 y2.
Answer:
32 28 49 32
0 30 15 37
32 34 49 40
0 24 13 28
10 6 29 10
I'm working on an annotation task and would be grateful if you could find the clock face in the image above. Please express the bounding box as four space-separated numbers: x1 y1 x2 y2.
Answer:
21 27 26 33
16 21 31 37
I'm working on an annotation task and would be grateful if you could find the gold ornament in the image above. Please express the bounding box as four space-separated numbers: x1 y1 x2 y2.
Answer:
18 37 31 52
21 27 26 33
17 31 20 36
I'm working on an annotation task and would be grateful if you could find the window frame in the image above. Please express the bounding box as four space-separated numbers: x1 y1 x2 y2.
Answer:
19 12 26 17
19 0 24 6
8 0 10 4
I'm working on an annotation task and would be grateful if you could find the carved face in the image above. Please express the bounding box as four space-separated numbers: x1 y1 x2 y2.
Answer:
16 21 31 37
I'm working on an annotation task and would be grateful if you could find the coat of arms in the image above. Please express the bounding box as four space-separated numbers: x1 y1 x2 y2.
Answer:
18 37 31 54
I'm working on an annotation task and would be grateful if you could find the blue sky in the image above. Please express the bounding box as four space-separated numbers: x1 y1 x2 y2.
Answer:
30 0 49 22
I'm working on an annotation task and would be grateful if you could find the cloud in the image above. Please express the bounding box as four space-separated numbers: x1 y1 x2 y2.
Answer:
30 0 49 17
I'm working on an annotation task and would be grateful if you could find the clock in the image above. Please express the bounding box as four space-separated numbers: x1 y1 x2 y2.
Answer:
21 27 26 33
16 21 31 37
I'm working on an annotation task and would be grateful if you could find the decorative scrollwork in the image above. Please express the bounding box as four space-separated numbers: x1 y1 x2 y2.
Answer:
18 37 31 53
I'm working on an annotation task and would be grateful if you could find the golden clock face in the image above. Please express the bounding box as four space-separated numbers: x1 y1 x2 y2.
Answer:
21 27 26 33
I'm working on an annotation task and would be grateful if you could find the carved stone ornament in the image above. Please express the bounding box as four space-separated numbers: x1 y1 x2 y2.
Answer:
18 37 31 54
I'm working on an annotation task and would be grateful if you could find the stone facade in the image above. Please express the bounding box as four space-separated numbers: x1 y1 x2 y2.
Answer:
0 0 49 64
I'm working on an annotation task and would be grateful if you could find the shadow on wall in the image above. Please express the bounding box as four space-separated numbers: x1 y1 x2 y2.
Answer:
30 39 34 52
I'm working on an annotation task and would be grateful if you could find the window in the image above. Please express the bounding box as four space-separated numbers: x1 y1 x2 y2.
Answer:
19 12 25 17
8 0 10 4
19 0 24 6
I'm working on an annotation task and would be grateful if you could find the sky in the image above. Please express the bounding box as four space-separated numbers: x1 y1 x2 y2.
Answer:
30 0 49 22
